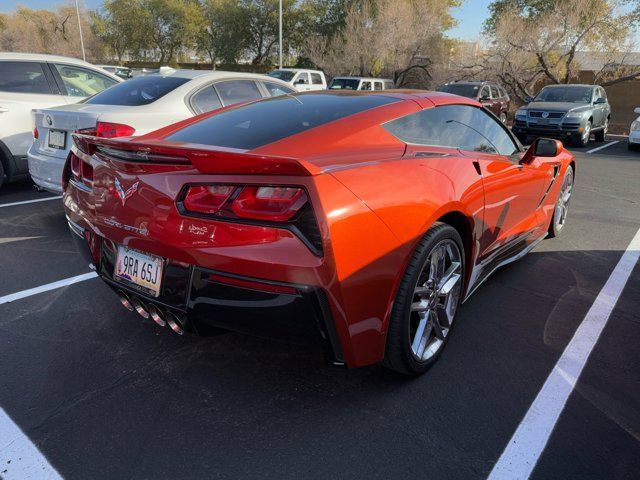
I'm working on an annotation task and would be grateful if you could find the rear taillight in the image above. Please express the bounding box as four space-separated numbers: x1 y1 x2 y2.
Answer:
33 126 39 139
68 151 94 188
179 184 321 254
232 186 307 222
95 121 135 138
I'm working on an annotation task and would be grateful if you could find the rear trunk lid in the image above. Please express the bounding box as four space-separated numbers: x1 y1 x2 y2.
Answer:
33 104 132 159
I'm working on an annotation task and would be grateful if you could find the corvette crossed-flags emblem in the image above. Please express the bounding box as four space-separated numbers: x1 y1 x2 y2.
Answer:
114 178 139 206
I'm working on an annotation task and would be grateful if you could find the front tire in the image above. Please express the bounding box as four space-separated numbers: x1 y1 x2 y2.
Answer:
574 121 591 147
383 223 464 375
548 165 574 238
594 118 608 142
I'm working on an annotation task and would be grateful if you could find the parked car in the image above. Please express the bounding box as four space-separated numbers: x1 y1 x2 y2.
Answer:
328 77 395 91
267 68 327 91
629 107 640 150
28 70 294 193
97 65 133 79
0 52 121 191
512 84 610 147
63 90 575 375
437 81 510 123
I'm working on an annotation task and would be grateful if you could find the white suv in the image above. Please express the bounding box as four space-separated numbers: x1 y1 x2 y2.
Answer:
267 69 327 92
0 52 121 191
329 77 395 91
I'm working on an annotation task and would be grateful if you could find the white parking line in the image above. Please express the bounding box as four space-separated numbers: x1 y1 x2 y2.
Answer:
586 141 619 154
0 407 62 479
0 272 97 306
488 226 640 480
0 196 62 209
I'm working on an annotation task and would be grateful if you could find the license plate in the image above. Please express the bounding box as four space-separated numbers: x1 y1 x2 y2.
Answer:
538 118 549 125
48 129 66 149
114 246 164 297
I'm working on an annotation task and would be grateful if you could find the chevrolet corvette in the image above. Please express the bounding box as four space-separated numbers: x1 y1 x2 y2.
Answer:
63 91 575 375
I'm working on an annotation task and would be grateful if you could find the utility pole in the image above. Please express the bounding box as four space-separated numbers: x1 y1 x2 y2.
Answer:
278 0 283 69
75 0 86 62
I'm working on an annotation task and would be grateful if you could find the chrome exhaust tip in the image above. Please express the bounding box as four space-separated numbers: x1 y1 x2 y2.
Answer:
117 290 134 311
147 303 166 327
165 311 185 335
130 296 150 320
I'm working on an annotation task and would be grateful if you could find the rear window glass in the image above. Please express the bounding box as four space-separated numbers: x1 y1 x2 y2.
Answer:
85 76 189 106
268 70 295 82
329 78 360 90
166 93 399 150
437 84 480 98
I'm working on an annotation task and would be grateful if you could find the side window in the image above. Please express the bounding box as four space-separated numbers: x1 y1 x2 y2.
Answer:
499 86 508 98
360 81 372 90
214 80 262 106
479 86 490 99
263 81 294 97
0 62 52 94
53 64 117 97
597 87 606 101
374 81 383 91
384 80 395 89
383 105 518 155
191 85 223 114
310 73 323 85
295 72 310 85
490 85 500 98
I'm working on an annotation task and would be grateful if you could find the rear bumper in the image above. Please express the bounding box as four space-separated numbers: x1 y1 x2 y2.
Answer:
629 131 640 145
68 220 345 366
27 146 65 193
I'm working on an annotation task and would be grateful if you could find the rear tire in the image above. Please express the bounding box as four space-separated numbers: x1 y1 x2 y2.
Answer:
629 143 638 151
383 222 464 376
548 165 574 238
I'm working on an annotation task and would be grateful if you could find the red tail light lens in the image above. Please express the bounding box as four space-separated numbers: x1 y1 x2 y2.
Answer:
179 183 321 254
182 185 235 214
95 121 136 138
232 186 307 222
69 152 93 187
33 126 39 139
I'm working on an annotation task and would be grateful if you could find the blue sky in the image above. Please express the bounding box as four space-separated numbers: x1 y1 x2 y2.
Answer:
1 0 492 41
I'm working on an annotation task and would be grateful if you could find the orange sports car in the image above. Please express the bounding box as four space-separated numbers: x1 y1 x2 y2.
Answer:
63 91 575 375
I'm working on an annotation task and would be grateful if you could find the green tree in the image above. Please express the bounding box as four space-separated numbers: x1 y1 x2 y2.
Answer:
138 0 203 65
91 0 143 63
196 0 248 66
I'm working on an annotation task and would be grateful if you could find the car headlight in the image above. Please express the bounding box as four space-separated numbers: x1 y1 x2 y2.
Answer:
565 111 587 118
631 120 640 131
515 109 527 118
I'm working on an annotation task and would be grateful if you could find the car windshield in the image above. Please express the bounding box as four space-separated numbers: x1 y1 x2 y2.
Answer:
329 79 361 90
166 93 399 150
84 76 189 106
437 84 480 98
534 86 593 103
268 70 295 82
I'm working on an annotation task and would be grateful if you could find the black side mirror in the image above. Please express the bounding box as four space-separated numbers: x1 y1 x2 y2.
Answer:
521 138 562 164
524 95 534 103
534 138 560 157
295 78 306 85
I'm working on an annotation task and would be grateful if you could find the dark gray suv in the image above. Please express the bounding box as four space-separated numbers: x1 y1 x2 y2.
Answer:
512 84 610 147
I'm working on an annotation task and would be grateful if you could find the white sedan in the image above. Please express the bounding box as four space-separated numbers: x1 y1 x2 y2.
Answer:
28 70 295 193
629 107 640 150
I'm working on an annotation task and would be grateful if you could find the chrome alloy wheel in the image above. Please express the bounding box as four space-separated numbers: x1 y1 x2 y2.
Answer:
554 167 574 232
409 239 462 362
582 122 591 142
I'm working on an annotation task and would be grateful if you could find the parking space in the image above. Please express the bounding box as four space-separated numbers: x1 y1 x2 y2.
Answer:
0 144 638 479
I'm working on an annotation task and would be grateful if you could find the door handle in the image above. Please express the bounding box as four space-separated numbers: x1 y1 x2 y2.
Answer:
0 107 9 113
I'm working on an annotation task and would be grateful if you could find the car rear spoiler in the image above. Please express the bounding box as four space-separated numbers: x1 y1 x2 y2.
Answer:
71 134 320 176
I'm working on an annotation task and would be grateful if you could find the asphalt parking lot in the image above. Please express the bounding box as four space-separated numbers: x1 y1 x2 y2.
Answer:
0 138 638 479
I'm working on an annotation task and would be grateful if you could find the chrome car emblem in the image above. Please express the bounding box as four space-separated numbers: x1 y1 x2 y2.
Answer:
541 111 549 119
45 115 53 126
114 177 139 206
